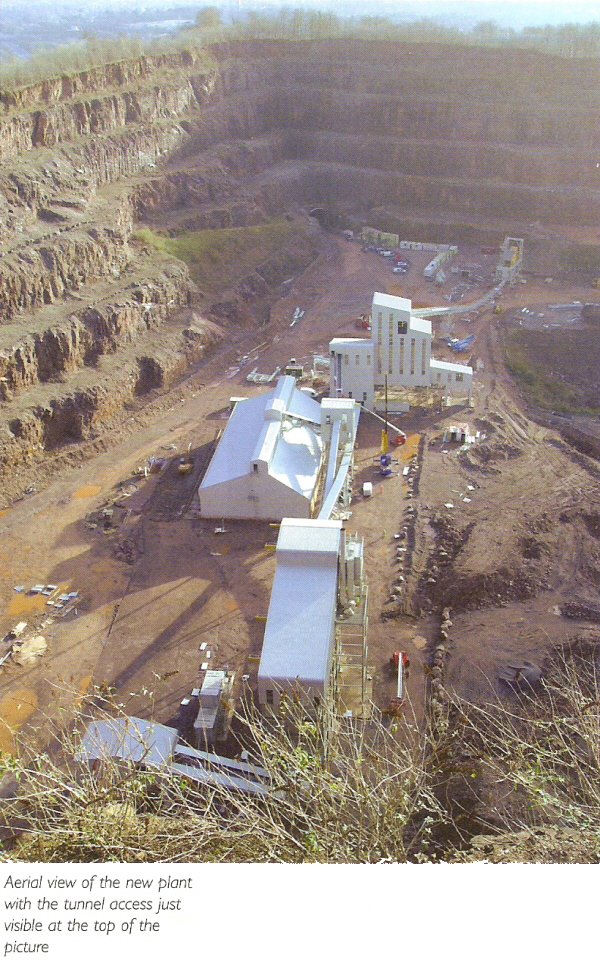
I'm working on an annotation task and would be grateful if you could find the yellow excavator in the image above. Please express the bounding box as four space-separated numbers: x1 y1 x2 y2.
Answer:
178 443 193 475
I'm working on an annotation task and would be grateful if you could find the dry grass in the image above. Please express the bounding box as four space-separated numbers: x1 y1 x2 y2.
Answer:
2 650 600 863
442 648 600 846
0 693 444 864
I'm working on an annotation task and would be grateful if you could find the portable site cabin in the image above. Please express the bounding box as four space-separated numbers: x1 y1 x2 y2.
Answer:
198 376 323 521
258 518 343 711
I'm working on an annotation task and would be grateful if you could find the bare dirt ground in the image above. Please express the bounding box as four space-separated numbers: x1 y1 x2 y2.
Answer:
2 226 600 754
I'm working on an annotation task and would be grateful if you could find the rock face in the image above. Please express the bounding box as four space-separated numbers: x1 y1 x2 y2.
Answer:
1 38 599 482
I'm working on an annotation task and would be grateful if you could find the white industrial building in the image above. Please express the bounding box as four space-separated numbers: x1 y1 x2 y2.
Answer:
199 376 360 522
330 292 473 406
258 519 342 709
258 517 366 712
198 375 323 521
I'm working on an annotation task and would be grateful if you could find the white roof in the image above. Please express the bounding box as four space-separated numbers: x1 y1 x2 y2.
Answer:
77 717 178 767
409 315 432 335
330 337 373 348
200 376 322 494
372 291 412 313
430 357 473 375
277 517 342 566
200 669 226 703
269 425 322 498
259 519 342 687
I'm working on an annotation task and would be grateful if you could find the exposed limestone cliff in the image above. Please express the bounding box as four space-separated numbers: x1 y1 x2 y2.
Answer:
1 38 599 488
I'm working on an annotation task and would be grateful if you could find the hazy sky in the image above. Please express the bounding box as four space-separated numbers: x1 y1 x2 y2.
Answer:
1 0 597 10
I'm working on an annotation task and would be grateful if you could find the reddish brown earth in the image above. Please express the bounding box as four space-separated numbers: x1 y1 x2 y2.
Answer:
2 229 600 755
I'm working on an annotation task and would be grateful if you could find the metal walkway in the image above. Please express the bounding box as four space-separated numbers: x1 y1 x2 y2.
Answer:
412 280 506 319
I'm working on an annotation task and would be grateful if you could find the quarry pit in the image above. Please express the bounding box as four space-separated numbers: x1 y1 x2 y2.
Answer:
2 38 600 752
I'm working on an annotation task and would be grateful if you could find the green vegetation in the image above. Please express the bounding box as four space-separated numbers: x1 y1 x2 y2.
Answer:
0 30 215 93
560 244 600 278
2 7 600 96
504 327 600 413
134 220 304 293
228 9 600 60
1 35 141 92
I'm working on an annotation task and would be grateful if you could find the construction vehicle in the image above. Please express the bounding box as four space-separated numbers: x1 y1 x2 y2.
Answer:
354 315 371 330
493 302 504 314
448 334 475 353
178 443 193 475
380 452 393 477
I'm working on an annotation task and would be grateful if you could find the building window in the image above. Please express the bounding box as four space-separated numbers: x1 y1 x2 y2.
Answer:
366 354 371 366
389 313 393 333
266 689 274 705
422 337 427 376
252 463 258 473
436 372 441 383
456 373 463 382
388 328 394 374
355 354 360 365
410 338 415 376
377 312 382 330
397 321 407 335
399 338 404 374
344 354 349 365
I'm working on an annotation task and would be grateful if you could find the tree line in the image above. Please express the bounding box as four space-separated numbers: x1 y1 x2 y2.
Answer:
2 5 600 94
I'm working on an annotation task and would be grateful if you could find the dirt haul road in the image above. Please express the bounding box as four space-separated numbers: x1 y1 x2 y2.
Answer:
1 231 600 754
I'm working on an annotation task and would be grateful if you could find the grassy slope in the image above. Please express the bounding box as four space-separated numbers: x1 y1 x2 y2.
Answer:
504 326 600 414
134 221 305 295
